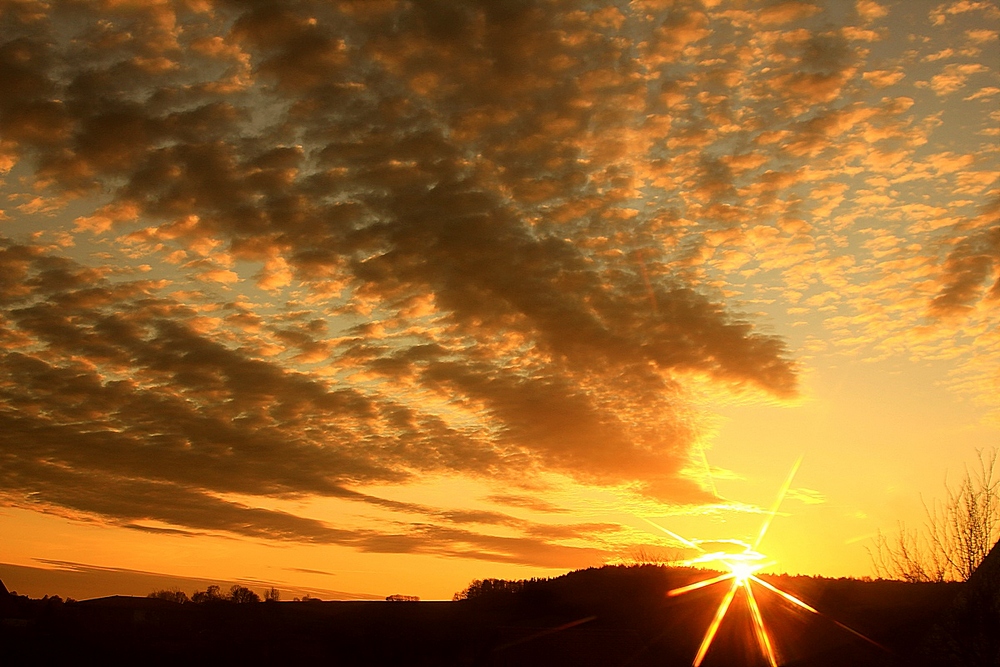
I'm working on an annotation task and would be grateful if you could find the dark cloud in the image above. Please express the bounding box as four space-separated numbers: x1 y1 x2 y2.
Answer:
0 237 624 566
929 199 1000 317
485 494 568 514
0 0 851 565
286 567 338 577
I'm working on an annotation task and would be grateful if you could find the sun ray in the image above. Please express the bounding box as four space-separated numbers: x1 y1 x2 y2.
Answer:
667 572 735 597
753 455 802 551
494 615 597 651
698 442 719 498
641 517 706 552
692 578 740 667
744 581 778 667
750 576 885 650
749 575 819 614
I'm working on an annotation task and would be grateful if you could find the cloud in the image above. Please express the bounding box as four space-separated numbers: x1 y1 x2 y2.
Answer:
0 1 797 480
862 70 906 88
964 86 1000 101
924 62 988 95
928 199 1000 317
758 1 822 26
930 1 1000 26
0 231 761 558
966 28 998 43
855 0 888 22
4 0 994 562
0 0 808 563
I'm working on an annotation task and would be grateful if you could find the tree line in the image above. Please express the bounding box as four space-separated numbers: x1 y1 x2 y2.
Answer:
148 584 281 604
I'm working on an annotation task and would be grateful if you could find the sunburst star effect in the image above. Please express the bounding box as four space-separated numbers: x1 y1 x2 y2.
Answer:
647 457 882 666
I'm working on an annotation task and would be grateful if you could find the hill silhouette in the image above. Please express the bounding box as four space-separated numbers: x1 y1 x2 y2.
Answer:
0 566 973 666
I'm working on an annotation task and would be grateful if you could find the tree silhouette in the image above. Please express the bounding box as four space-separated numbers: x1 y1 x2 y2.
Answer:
148 589 190 603
191 585 224 603
870 448 999 582
185 584 262 603
452 578 525 601
228 585 260 604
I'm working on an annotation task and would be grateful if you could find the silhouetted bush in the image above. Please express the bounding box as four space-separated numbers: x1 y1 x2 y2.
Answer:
263 587 280 602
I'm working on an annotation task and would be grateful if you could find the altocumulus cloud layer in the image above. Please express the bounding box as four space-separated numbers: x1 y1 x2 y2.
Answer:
0 0 996 566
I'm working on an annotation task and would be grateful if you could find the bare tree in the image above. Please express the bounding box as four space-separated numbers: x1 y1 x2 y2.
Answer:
870 448 999 582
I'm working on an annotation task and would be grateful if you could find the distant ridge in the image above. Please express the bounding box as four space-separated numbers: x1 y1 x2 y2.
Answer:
0 577 8 596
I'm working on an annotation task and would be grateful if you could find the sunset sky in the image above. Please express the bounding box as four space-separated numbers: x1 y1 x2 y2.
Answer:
1 0 997 601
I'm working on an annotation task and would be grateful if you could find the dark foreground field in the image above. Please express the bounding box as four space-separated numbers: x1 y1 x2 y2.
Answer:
1 565 994 666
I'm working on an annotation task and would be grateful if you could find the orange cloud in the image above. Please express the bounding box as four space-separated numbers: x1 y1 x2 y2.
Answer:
924 62 989 95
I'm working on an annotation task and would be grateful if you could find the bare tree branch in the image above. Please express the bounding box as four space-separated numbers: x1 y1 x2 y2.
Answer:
869 448 999 582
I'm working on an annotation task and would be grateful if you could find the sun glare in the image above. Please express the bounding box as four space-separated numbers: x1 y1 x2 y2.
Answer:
646 457 880 666
727 558 758 585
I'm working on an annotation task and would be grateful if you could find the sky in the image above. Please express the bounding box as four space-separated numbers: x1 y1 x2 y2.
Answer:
0 0 997 601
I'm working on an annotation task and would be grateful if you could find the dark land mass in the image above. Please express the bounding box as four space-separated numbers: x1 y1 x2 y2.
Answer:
0 565 992 666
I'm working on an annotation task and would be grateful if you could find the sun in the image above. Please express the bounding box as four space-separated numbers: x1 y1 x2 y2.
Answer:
644 457 880 667
665 544 779 667
727 558 759 585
